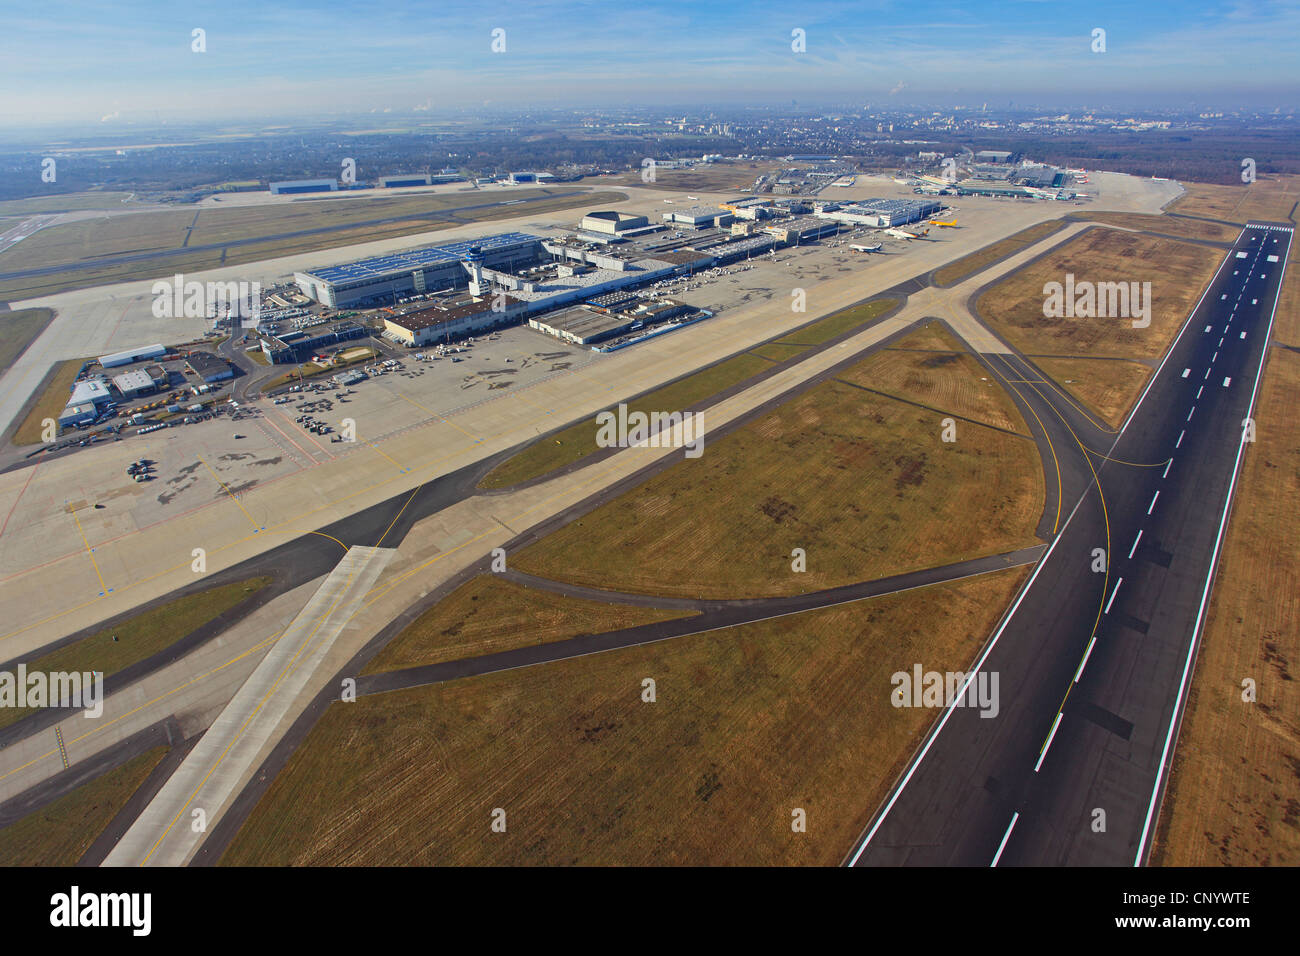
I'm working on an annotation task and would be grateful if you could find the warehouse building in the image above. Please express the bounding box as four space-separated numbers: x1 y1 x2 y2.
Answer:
69 379 113 408
815 197 942 228
580 211 650 235
270 179 338 195
383 296 525 347
294 232 543 308
261 323 368 364
100 344 166 369
112 369 157 399
185 352 234 383
763 217 840 244
59 401 100 429
662 205 733 229
379 174 432 188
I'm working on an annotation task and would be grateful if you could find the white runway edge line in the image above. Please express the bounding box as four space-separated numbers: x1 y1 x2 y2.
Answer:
844 488 1093 866
1135 225 1294 866
991 812 1020 867
1119 236 1242 436
1034 712 1064 773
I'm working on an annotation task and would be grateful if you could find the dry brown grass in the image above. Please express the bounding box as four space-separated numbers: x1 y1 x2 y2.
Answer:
976 228 1224 362
220 567 1028 866
1069 212 1241 244
362 574 695 675
0 746 167 866
512 363 1043 600
12 359 82 446
1274 273 1300 348
1168 176 1300 225
841 322 1027 434
1153 347 1300 866
1029 357 1154 429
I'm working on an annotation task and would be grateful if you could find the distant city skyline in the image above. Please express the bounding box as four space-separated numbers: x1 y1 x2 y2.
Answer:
3 0 1298 128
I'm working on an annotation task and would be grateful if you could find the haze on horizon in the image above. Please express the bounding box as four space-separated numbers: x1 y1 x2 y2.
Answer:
2 0 1298 130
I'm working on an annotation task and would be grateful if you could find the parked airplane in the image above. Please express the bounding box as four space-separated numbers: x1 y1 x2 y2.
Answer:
885 227 932 240
850 243 884 253
928 219 959 227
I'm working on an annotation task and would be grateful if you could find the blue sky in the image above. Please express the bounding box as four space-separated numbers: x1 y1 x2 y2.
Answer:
2 0 1298 126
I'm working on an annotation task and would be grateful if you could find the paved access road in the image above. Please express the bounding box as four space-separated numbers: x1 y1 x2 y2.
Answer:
849 222 1294 867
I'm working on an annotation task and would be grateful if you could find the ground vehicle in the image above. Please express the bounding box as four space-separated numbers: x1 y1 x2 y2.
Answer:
232 433 243 439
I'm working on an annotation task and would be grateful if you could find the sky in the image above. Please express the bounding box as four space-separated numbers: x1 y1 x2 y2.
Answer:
2 0 1298 127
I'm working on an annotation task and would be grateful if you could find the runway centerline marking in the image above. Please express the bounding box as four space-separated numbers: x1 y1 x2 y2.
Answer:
991 812 1020 867
1147 490 1160 515
1034 713 1063 772
1128 530 1143 560
1104 577 1123 614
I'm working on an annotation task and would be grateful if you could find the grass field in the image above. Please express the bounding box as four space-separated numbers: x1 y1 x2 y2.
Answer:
0 189 625 301
0 307 54 375
477 298 898 490
839 322 1027 434
477 351 772 489
606 162 784 194
511 352 1043 600
220 566 1027 866
0 576 271 730
932 219 1067 287
0 745 167 866
363 575 695 674
1167 175 1300 225
1067 211 1242 244
763 298 898 349
0 193 137 216
12 358 83 446
1154 347 1300 866
976 228 1223 363
1029 356 1154 428
1276 274 1300 347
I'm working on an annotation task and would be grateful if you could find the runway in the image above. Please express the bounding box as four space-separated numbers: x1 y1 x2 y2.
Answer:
848 222 1294 867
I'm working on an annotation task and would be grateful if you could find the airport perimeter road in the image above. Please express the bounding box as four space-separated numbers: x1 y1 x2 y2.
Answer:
102 545 394 867
849 222 1294 868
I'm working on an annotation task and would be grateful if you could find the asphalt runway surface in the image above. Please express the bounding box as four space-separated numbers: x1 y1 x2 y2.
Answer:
849 222 1294 867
